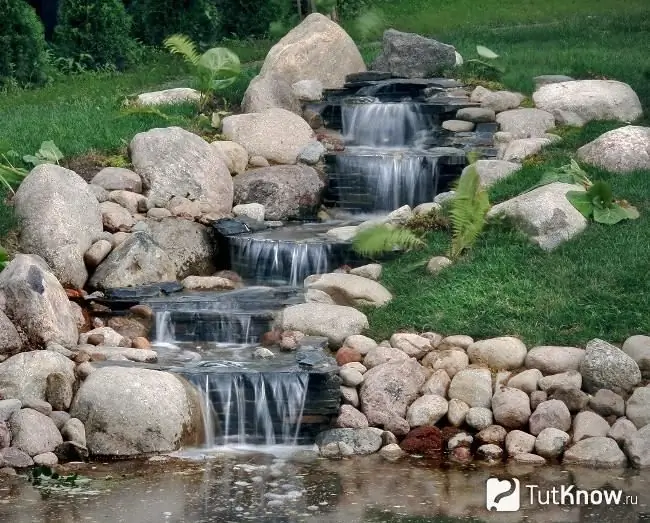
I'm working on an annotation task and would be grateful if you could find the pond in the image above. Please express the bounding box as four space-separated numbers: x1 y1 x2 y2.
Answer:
1 449 649 523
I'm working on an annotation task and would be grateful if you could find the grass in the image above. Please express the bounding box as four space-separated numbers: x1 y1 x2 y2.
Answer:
366 121 650 346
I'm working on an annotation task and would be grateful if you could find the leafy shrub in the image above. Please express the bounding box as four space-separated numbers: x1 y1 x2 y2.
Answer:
353 225 425 257
0 0 48 87
54 0 138 69
217 0 282 38
130 0 220 46
457 45 504 82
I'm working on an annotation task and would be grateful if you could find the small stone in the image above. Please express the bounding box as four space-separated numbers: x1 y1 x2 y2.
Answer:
10 408 62 456
456 107 496 123
298 141 326 165
534 427 571 459
132 337 151 350
447 398 470 427
76 362 96 379
147 207 172 219
363 345 408 368
426 256 452 275
253 347 275 359
477 425 507 445
33 452 58 467
573 411 610 442
349 264 382 281
491 386 531 429
507 369 541 394
477 444 503 461
233 203 265 222
340 386 359 407
22 398 53 416
379 443 404 460
580 338 641 394
448 432 473 450
589 389 625 417
563 437 628 468
442 120 475 132
549 386 589 413
0 399 22 422
341 362 366 374
339 368 364 387
320 441 353 459
49 411 71 431
466 407 493 430
390 333 432 359
506 430 536 456
420 369 451 397
448 368 493 408
622 335 650 377
626 387 650 428
336 405 368 429
84 240 112 268
529 400 572 436
0 467 16 475
46 372 73 411
0 447 33 468
624 424 650 468
279 330 305 352
406 395 449 427
538 370 582 392
608 418 637 446
530 390 547 411
513 453 546 465
421 349 468 378
336 347 364 367
420 332 443 348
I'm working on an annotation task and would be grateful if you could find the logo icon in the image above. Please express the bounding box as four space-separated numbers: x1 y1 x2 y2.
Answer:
486 477 520 511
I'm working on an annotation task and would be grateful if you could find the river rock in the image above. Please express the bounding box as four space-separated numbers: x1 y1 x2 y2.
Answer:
421 369 451 397
370 29 456 78
477 444 503 461
549 386 589 413
422 350 468 378
14 164 103 288
79 327 126 347
70 367 202 457
84 240 112 268
0 400 22 422
91 167 142 193
467 336 527 370
572 411 610 443
363 345 408 369
0 311 21 356
577 125 650 174
534 427 570 459
232 203 265 222
145 218 216 279
400 426 443 458
305 273 392 308
10 408 62 456
491 386 531 428
335 405 368 429
563 437 628 468
463 160 520 188
625 424 650 468
317 427 383 456
89 232 176 290
447 398 470 427
626 387 650 428
345 335 378 356
466 407 493 430
379 443 405 460
448 368 493 408
532 80 643 126
46 372 73 411
529 399 571 435
608 418 637 446
496 108 555 139
589 389 625 417
406 395 448 427
477 425 507 445
622 335 650 377
0 447 33 468
487 183 588 250
525 346 585 374
233 165 325 220
538 370 582 392
440 335 474 350
442 120 474 132
508 369 542 394
129 127 233 212
109 190 146 214
505 430 536 456
136 87 200 106
340 386 359 407
33 452 58 467
339 367 363 387
386 333 431 359
243 13 365 113
499 137 554 162
456 107 496 123
360 358 426 428
580 338 641 394
211 140 248 175
477 90 525 112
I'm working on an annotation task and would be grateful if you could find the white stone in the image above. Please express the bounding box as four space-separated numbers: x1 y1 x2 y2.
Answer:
136 88 200 106
233 203 265 221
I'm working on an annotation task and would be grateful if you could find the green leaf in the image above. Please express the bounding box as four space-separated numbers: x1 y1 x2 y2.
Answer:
566 191 594 218
476 45 499 59
22 154 44 166
37 141 64 164
593 205 630 224
163 34 200 66
198 48 241 76
620 204 640 220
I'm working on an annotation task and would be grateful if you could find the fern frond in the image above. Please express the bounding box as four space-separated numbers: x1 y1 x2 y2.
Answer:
449 164 490 259
0 245 8 271
353 225 425 257
163 34 200 66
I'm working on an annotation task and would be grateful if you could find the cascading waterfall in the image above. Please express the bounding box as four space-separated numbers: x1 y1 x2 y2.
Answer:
188 372 310 447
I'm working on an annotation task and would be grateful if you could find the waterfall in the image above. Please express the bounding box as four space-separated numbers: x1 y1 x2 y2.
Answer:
188 372 310 447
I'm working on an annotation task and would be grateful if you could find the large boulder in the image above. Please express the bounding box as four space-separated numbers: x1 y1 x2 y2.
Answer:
129 127 233 212
88 232 176 290
580 338 641 394
278 303 368 347
242 13 365 113
360 358 426 429
0 350 75 403
14 164 103 288
223 109 315 165
370 29 456 78
496 108 555 139
233 165 325 220
145 218 216 279
563 437 628 468
304 273 392 308
487 182 588 250
69 367 203 457
0 311 22 356
10 408 63 456
576 125 650 174
0 255 78 347
532 80 643 126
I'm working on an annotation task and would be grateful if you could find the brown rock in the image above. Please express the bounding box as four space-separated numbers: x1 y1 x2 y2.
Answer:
86 333 105 346
132 337 151 350
400 426 444 458
260 330 282 347
336 346 363 366
107 316 150 339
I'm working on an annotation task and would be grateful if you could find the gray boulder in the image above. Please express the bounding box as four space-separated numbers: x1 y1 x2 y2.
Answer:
129 127 233 212
572 411 610 442
233 165 325 220
466 407 493 430
487 182 588 250
529 399 571 436
626 387 650 428
525 346 585 374
0 255 78 347
145 218 216 279
211 141 249 175
91 167 142 193
580 338 641 394
462 160 520 188
70 367 202 457
535 427 570 459
371 29 456 78
360 358 426 428
14 164 103 288
223 109 315 165
505 430 536 456
491 386 531 429
474 90 525 112
608 418 637 446
10 408 63 456
305 273 392 308
317 427 383 456
0 350 74 403
589 389 625 417
279 303 368 347
625 424 650 468
563 437 628 468
89 232 176 290
577 125 650 174
496 108 555 139
622 335 650 377
0 311 22 356
243 13 365 113
532 80 643 126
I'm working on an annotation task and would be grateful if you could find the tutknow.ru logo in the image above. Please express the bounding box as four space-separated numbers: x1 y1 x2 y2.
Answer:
486 477 638 512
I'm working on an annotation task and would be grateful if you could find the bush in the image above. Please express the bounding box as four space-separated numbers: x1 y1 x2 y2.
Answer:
0 0 48 87
130 0 220 47
217 0 280 38
54 0 138 69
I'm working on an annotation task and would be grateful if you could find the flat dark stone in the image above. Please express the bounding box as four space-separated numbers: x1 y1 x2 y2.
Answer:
345 71 404 83
295 348 337 369
104 282 183 300
211 218 252 237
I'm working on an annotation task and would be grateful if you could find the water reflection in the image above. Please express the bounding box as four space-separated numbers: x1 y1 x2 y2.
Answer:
0 451 649 523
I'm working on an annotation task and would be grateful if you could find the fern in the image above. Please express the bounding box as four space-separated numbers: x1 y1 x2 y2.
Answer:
163 34 200 66
352 225 425 258
0 245 9 271
449 163 490 260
